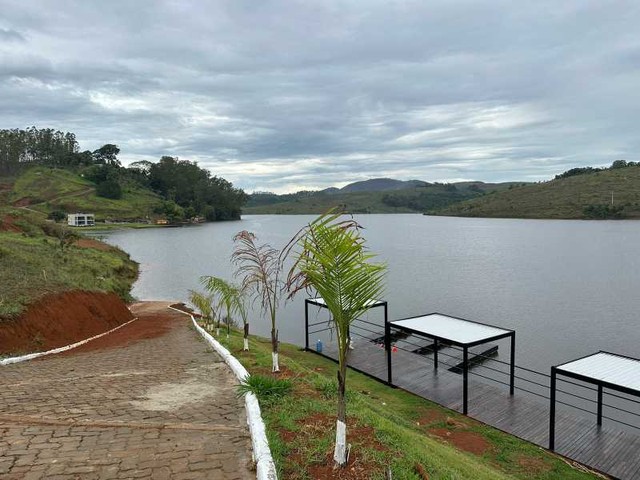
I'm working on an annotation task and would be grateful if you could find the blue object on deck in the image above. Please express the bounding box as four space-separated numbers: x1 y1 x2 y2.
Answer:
316 339 323 353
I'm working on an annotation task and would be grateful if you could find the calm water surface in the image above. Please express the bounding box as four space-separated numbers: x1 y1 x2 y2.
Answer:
100 215 640 372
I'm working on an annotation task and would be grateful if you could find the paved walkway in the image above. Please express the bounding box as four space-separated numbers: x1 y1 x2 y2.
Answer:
0 302 254 479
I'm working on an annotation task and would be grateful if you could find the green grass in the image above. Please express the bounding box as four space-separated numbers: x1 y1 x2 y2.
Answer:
237 374 293 404
208 327 598 480
436 167 640 219
10 166 163 221
0 207 138 318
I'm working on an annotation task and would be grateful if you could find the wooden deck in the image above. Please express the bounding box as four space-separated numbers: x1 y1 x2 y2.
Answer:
322 339 640 480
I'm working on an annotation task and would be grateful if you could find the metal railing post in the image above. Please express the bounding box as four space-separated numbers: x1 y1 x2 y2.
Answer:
304 300 309 351
463 346 469 415
510 332 516 395
385 303 392 385
549 367 557 450
597 384 603 426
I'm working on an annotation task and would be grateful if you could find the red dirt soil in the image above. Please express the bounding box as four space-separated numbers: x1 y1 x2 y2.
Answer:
74 238 113 251
0 291 133 356
63 303 180 355
429 427 492 456
0 214 21 233
12 197 31 207
283 413 387 480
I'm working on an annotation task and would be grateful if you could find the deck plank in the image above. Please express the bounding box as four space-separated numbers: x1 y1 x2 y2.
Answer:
319 339 640 480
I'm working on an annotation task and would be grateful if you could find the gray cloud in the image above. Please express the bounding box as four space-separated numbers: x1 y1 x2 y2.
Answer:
0 28 25 43
1 0 639 192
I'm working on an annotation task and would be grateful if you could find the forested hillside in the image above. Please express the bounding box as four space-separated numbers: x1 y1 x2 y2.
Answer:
0 127 246 222
245 180 518 214
436 161 640 219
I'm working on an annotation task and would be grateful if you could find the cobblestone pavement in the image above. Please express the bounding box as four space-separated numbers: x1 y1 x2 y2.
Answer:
0 302 254 479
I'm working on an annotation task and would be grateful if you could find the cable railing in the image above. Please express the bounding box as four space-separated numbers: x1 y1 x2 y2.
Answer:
306 315 640 433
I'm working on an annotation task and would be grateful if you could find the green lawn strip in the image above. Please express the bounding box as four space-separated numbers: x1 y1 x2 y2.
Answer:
207 329 597 480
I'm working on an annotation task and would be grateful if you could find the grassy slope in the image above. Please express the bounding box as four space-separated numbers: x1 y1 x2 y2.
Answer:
437 167 640 219
210 327 597 480
0 207 138 318
243 183 519 215
10 166 162 220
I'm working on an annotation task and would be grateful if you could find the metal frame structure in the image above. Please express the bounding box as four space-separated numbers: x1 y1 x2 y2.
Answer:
549 350 640 450
304 297 388 370
387 313 516 415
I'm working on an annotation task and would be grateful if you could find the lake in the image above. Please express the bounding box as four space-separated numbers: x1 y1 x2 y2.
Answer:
100 214 640 372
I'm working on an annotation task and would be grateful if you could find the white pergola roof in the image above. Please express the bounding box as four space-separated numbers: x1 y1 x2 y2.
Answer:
308 297 385 308
557 352 640 392
391 313 512 346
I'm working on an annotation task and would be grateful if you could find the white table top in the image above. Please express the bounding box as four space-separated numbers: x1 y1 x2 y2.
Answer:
557 352 640 392
391 313 511 345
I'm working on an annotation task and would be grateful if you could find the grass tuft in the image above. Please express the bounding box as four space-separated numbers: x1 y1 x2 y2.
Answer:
237 374 293 404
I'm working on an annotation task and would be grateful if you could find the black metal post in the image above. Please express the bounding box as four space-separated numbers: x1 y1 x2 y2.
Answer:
510 332 516 395
597 384 603 426
463 346 469 415
549 367 556 450
304 300 309 351
384 304 392 385
434 339 439 369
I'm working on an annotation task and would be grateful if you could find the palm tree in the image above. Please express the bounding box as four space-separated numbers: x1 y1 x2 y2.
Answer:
231 284 250 351
286 212 386 467
188 290 215 330
201 276 236 339
232 231 284 371
200 276 250 349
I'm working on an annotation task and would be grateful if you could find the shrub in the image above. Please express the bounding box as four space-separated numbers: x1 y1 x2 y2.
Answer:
96 179 122 199
48 210 67 222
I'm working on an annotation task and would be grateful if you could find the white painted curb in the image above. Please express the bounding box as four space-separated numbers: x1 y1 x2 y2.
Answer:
169 306 278 480
0 317 138 366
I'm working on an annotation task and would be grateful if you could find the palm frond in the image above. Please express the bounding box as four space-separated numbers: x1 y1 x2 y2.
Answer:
188 289 214 319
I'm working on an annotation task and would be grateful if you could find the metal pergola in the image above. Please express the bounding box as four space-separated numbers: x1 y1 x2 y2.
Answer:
387 313 516 415
304 297 388 352
549 351 640 450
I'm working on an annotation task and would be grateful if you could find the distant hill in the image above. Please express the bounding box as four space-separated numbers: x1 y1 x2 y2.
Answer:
339 178 429 193
435 163 640 219
244 179 519 214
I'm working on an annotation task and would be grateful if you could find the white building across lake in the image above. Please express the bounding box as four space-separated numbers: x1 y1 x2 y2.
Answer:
67 213 95 227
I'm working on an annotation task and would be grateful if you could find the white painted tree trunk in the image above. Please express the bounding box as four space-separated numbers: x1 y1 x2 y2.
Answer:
272 352 279 372
243 338 249 351
333 419 348 465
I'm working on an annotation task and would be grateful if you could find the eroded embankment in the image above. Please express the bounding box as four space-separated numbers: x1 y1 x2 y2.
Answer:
0 290 133 355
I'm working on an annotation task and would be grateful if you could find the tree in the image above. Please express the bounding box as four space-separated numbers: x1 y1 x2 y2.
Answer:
231 286 250 351
200 276 242 339
96 179 122 199
148 156 247 221
232 231 284 371
286 212 386 467
92 144 121 167
188 290 215 330
48 210 67 222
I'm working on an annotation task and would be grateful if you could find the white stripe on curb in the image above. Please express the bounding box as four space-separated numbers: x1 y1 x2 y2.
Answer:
0 317 138 366
169 306 278 480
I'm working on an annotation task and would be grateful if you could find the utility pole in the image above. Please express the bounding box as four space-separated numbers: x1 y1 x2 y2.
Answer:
611 191 614 206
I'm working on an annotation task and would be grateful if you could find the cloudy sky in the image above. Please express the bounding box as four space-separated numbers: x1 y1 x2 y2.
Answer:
1 1 639 193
